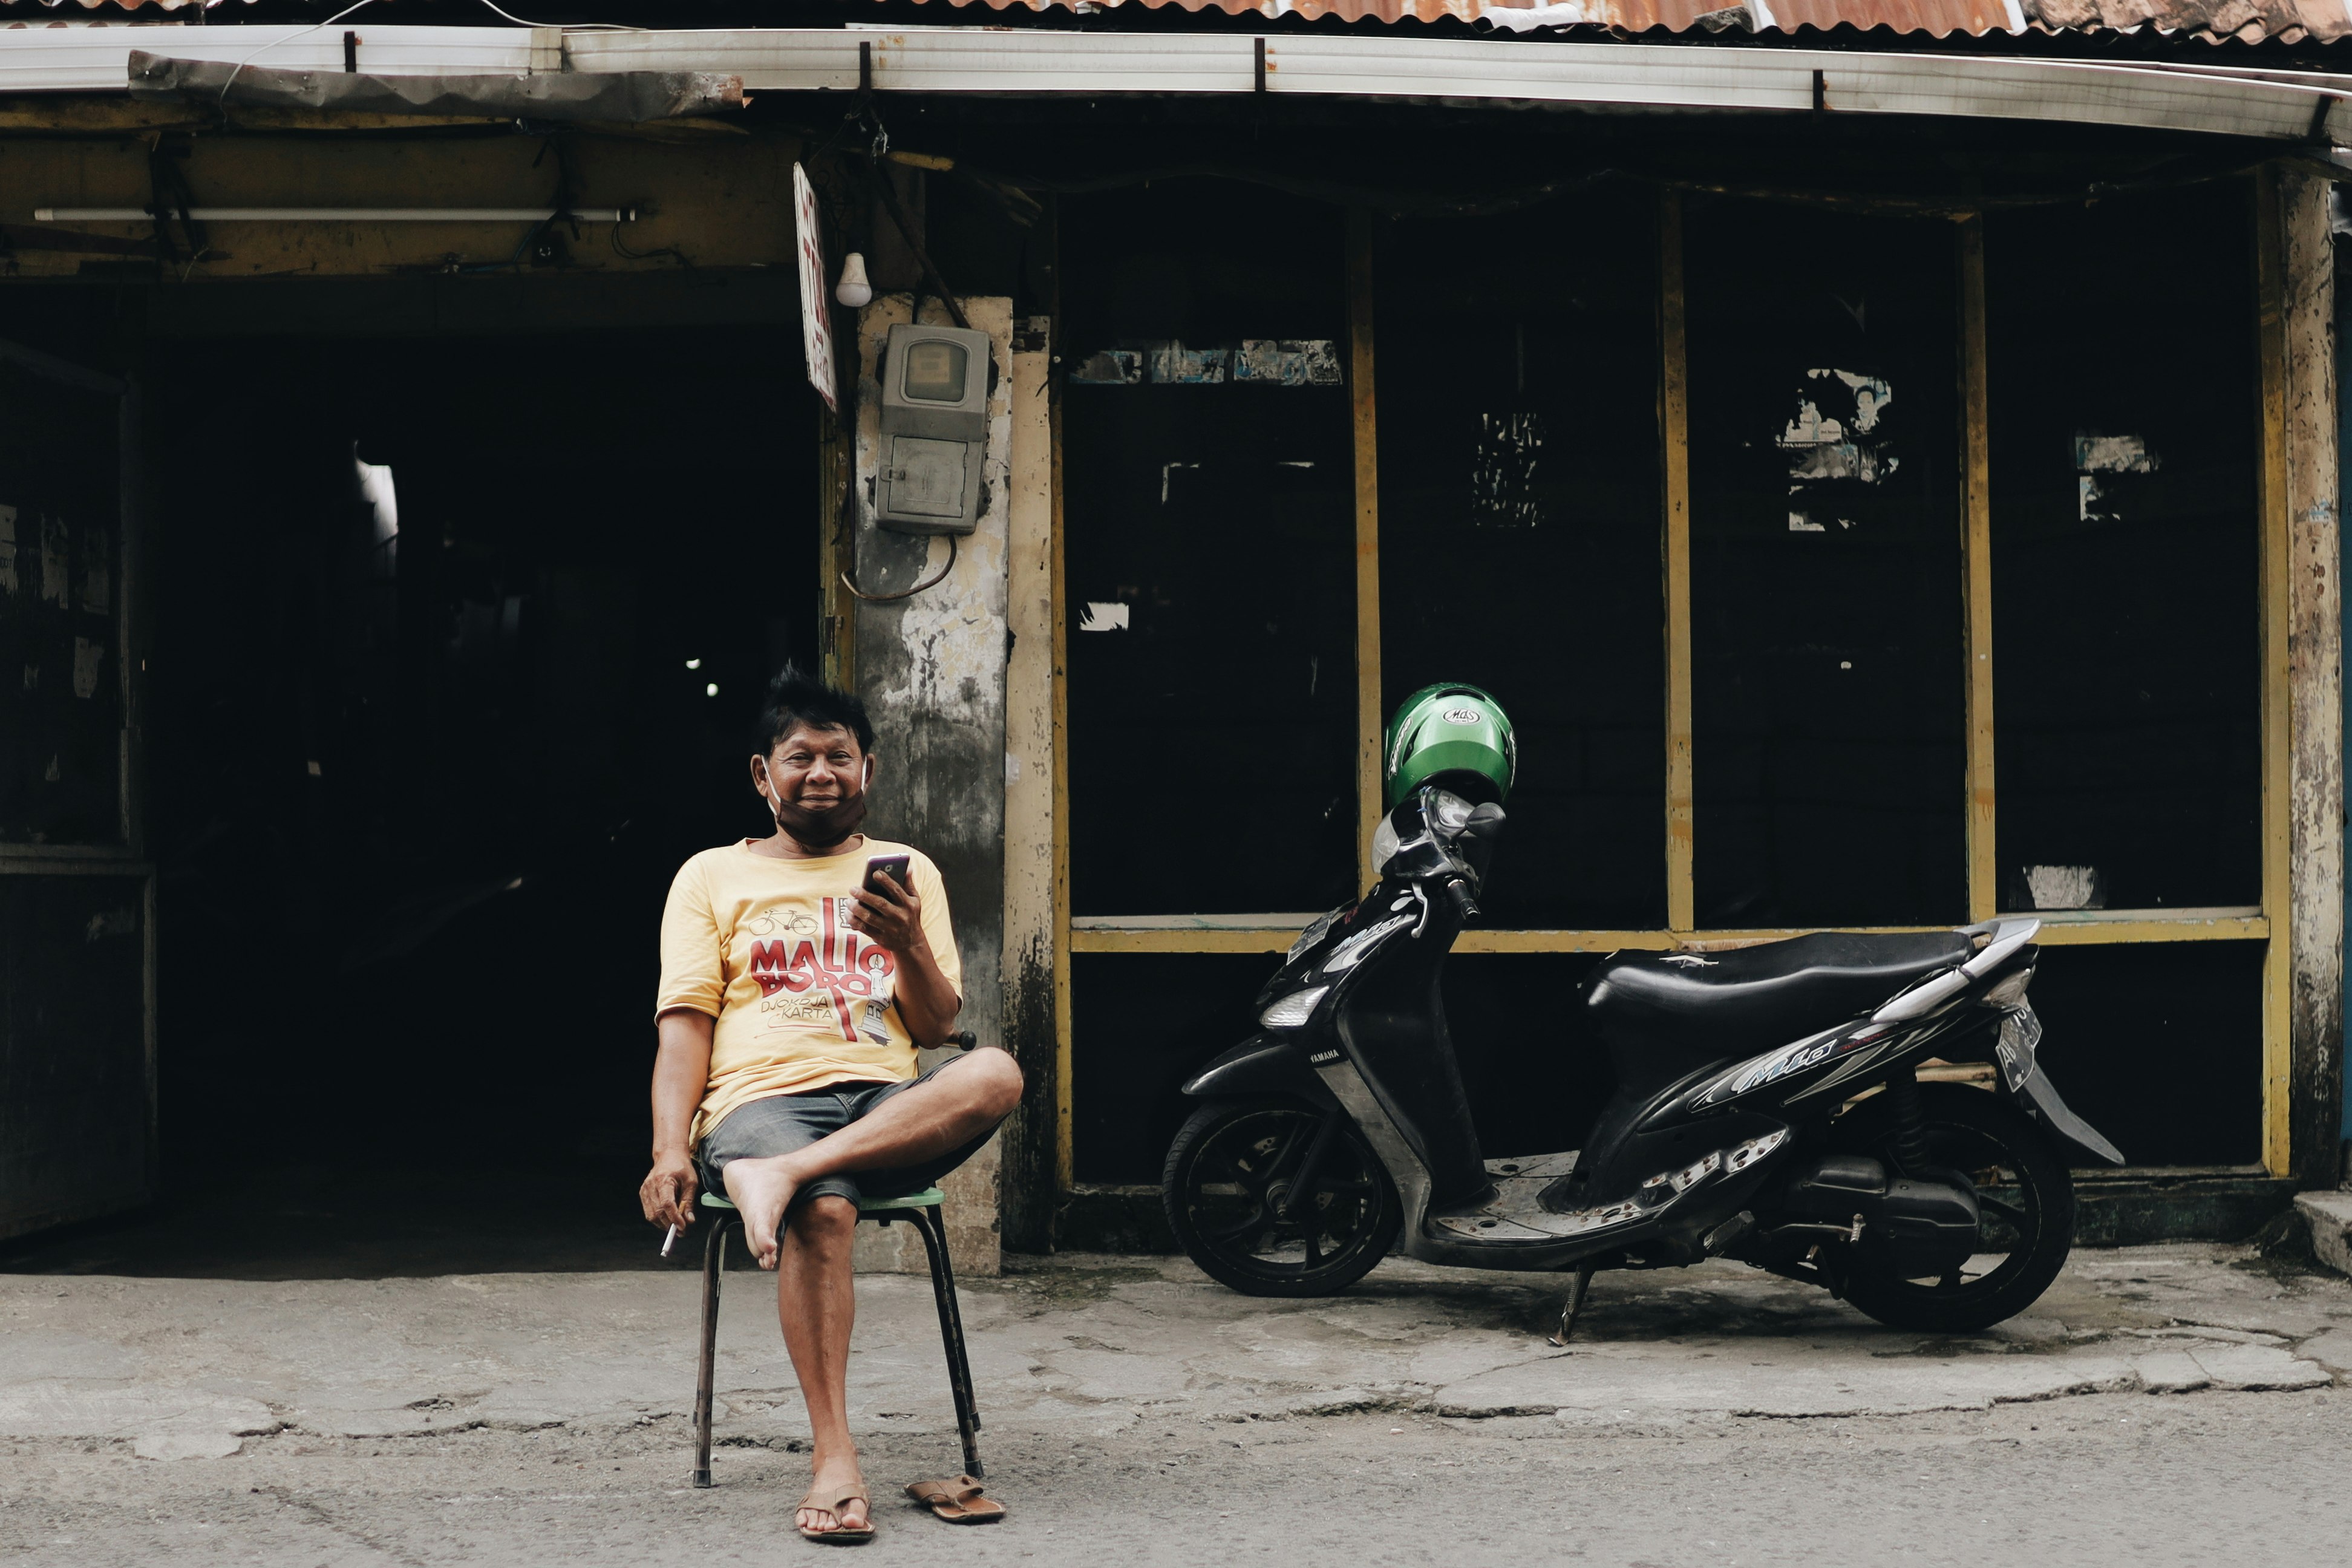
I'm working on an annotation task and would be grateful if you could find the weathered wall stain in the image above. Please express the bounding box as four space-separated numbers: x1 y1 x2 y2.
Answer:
2275 166 2344 1191
850 292 1016 1276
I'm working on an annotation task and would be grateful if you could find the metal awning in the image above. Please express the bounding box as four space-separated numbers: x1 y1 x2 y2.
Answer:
0 23 2349 143
125 47 745 121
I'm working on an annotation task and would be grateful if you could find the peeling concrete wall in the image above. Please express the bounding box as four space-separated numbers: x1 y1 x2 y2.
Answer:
844 293 1014 1277
2281 166 2344 1191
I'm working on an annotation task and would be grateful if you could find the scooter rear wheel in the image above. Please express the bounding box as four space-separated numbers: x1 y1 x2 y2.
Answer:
1829 1080 2076 1334
1163 1098 1402 1298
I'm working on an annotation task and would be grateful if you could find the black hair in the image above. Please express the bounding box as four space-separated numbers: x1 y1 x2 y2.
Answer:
750 665 875 757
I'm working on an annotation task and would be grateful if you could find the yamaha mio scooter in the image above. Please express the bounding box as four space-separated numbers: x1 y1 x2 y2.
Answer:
1161 693 2125 1338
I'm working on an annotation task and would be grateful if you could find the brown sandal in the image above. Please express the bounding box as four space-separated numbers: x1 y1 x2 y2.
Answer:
796 1489 876 1543
905 1474 1005 1524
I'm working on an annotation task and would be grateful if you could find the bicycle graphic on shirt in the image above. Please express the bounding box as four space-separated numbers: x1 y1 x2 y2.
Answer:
746 897 897 1041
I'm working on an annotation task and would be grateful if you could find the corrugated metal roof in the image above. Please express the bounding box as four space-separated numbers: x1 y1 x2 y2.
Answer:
888 0 2352 42
2 0 2346 45
907 0 2018 31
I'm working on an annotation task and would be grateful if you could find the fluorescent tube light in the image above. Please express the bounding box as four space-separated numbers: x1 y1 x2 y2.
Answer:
34 207 637 223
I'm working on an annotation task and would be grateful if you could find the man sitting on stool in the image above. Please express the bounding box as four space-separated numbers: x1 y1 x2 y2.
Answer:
639 666 1023 1542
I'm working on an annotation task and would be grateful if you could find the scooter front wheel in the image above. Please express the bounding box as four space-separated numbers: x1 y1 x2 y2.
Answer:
1163 1098 1402 1298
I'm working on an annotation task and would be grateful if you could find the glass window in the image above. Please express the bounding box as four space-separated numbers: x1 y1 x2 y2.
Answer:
1685 201 1965 928
1442 953 1615 1156
901 339 967 402
1985 182 2259 913
1375 190 1667 929
2025 942 2262 1167
1071 953 1272 1184
0 363 123 846
1062 184 1356 916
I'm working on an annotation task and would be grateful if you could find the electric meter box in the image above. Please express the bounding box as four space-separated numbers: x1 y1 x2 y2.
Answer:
875 322 991 535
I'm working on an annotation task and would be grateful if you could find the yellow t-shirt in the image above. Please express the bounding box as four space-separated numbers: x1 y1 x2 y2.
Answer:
655 837 962 1146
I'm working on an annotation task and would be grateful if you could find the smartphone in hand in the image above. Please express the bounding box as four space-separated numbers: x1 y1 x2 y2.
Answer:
862 854 912 898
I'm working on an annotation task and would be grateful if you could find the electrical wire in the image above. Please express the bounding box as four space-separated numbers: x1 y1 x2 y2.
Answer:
216 0 379 108
841 534 958 603
610 223 690 267
470 1 646 30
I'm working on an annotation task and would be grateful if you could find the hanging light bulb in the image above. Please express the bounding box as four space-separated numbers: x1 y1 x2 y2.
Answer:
834 251 872 309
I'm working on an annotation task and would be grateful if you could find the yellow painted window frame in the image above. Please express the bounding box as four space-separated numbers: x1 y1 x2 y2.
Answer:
1054 189 2293 1186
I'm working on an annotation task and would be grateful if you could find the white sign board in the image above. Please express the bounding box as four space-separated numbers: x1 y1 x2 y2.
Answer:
792 163 837 413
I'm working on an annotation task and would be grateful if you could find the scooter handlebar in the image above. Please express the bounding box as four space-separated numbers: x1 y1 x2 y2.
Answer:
1442 875 1480 925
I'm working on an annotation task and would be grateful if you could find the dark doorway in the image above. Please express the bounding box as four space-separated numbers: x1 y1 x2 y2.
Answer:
10 311 818 1274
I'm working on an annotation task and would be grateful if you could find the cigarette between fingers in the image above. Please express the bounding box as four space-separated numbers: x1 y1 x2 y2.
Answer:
661 1223 679 1258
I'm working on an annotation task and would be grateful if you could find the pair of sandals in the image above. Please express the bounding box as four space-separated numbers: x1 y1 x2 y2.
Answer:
796 1474 1005 1543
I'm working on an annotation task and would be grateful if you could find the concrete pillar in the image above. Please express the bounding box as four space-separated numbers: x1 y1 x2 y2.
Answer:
844 292 1014 1276
2281 166 2344 1191
1000 315 1059 1253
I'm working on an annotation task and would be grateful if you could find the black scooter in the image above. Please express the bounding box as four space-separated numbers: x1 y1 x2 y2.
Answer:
1161 786 2126 1336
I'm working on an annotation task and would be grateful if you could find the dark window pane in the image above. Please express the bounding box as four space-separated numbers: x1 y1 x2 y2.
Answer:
1376 193 1667 929
1062 185 1356 916
1073 951 1619 1184
1686 202 1965 928
0 365 123 846
1071 952 1270 1184
1985 183 2259 913
2025 942 2262 1168
1442 953 1615 1157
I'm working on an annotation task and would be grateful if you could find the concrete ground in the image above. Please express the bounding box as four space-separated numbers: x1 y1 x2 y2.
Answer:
4 1215 2349 1566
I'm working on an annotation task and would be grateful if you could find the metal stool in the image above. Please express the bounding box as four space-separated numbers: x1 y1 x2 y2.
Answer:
691 1188 982 1489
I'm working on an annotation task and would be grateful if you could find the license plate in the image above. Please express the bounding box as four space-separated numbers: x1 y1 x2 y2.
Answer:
1994 1000 2042 1092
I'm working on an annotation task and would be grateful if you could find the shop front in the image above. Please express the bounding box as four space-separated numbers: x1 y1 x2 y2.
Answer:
1039 130 2344 1247
0 13 2342 1264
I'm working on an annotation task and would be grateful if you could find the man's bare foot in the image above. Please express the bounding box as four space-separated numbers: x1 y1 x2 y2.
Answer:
799 1451 871 1538
722 1154 802 1269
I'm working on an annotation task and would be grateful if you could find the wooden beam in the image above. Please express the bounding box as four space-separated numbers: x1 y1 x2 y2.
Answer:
818 400 855 693
1660 191 1696 933
1071 929 1302 955
2276 162 2345 1189
1348 207 1384 892
1068 913 2269 956
2255 165 2296 1180
1050 292 1076 1196
1958 214 1998 923
1001 315 1059 1252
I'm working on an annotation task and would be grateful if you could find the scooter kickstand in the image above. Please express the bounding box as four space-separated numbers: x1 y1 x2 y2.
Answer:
1548 1264 1597 1348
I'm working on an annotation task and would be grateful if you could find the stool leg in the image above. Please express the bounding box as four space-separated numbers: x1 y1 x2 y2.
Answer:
693 1218 728 1489
911 1204 984 1480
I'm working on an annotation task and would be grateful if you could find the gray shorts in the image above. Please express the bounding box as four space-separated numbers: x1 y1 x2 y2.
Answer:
694 1049 1003 1217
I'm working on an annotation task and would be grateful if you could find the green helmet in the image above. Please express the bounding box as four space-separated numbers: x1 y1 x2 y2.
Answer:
1383 683 1516 808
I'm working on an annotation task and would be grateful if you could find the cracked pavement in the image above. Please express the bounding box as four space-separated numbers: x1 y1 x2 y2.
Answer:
2 1243 2347 1563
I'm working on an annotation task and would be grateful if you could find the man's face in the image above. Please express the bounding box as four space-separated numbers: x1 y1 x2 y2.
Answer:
755 721 868 811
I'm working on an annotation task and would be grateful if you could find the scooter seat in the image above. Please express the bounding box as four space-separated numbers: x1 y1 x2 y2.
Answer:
1583 930 1974 1096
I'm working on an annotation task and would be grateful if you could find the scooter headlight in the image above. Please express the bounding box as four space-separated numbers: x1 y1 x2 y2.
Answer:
1259 986 1330 1030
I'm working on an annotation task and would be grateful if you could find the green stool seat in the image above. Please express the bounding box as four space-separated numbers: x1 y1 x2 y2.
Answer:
699 1187 945 1214
688 1183 978 1490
